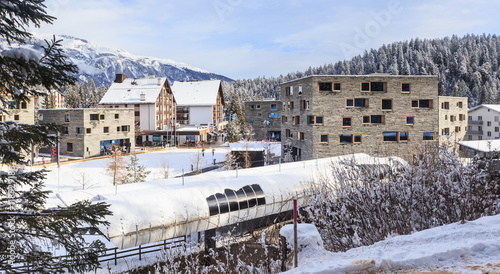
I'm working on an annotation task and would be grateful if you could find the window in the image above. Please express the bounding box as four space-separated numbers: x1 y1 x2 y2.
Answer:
384 132 408 142
495 116 499 122
318 82 332 91
285 86 294 96
450 115 456 122
406 116 414 125
14 115 19 121
339 134 353 143
269 112 280 118
361 82 370 92
100 114 105 120
76 127 84 135
90 114 99 120
308 115 324 125
292 115 300 125
457 101 463 108
441 102 449 109
64 113 70 122
412 99 432 109
286 129 293 138
298 131 305 140
495 127 499 132
459 114 465 121
383 132 398 142
256 105 261 109
115 114 119 119
247 121 253 125
62 126 68 135
442 128 450 135
399 132 409 141
487 131 492 137
135 111 140 116
257 113 262 118
287 101 294 110
362 116 370 124
301 100 310 110
103 126 109 133
381 99 392 110
333 82 341 91
86 128 91 134
117 126 121 132
67 142 73 152
478 116 482 121
8 101 18 109
320 134 328 143
342 117 352 127
362 115 384 124
455 126 461 133
354 135 362 143
20 102 27 109
479 126 483 131
346 98 368 108
260 121 265 127
423 132 436 140
271 104 277 110
282 116 288 123
298 85 303 95
401 83 410 93
250 104 256 110
445 115 448 120
121 125 130 132
487 121 492 126
0 116 3 122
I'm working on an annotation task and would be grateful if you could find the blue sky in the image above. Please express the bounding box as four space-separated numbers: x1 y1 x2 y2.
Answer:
36 0 499 80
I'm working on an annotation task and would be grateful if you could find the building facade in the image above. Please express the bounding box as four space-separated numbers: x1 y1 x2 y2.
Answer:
280 75 441 161
99 74 176 145
466 104 500 140
1 95 35 125
438 96 468 147
38 108 135 158
244 99 282 141
171 80 225 126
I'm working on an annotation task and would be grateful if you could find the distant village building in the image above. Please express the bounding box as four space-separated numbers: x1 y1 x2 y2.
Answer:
280 75 462 161
98 74 176 145
466 104 500 141
244 99 282 141
458 139 500 159
38 108 135 158
35 90 65 109
437 96 468 149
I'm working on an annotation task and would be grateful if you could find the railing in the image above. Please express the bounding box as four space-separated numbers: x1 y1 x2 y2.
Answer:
467 130 483 135
1 236 186 273
468 120 483 125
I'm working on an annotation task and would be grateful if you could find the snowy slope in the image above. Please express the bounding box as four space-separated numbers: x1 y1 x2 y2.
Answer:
0 33 233 86
285 215 500 273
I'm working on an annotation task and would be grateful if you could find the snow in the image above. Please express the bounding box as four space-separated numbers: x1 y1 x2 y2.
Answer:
99 77 168 105
284 215 500 273
171 80 221 106
458 139 500 152
229 141 281 156
468 104 500 113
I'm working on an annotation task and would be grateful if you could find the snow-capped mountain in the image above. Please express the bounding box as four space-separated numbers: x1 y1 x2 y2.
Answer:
0 33 233 86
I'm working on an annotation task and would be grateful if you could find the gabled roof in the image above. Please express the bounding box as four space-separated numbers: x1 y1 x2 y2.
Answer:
171 80 222 106
468 104 500 113
99 77 168 105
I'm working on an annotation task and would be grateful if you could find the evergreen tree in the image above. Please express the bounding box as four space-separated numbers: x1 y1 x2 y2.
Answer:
0 1 111 272
122 153 150 184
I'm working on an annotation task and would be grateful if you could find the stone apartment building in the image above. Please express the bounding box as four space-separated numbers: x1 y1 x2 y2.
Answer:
244 99 282 141
280 75 442 161
38 108 135 158
1 95 35 125
437 96 468 147
466 104 500 140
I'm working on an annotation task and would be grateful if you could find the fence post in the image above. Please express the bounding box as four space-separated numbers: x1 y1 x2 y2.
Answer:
139 245 142 261
114 248 117 265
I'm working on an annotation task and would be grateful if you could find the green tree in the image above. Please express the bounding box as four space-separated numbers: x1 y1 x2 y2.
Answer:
0 1 111 272
122 153 151 184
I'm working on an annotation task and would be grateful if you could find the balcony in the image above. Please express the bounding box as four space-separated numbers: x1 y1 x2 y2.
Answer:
467 130 483 135
468 120 483 125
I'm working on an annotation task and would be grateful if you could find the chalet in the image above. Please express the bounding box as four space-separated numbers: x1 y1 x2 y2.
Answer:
99 74 176 145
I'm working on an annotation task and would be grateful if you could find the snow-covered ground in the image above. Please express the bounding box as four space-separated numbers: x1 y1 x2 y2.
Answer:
283 215 500 273
39 147 229 197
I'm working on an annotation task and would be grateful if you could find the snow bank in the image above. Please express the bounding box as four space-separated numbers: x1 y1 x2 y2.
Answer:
280 223 324 253
286 215 500 273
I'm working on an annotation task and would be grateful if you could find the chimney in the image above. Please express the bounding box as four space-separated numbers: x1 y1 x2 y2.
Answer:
140 92 146 101
115 73 126 83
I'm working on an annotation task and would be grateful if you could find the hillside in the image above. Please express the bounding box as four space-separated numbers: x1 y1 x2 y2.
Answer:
229 34 500 107
0 33 233 87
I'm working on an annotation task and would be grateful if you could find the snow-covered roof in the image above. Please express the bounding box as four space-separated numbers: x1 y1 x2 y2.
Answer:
171 80 221 106
229 142 281 155
99 77 168 105
458 140 500 152
468 104 500 113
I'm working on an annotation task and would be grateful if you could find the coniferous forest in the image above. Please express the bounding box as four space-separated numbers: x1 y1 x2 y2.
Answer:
225 34 500 107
